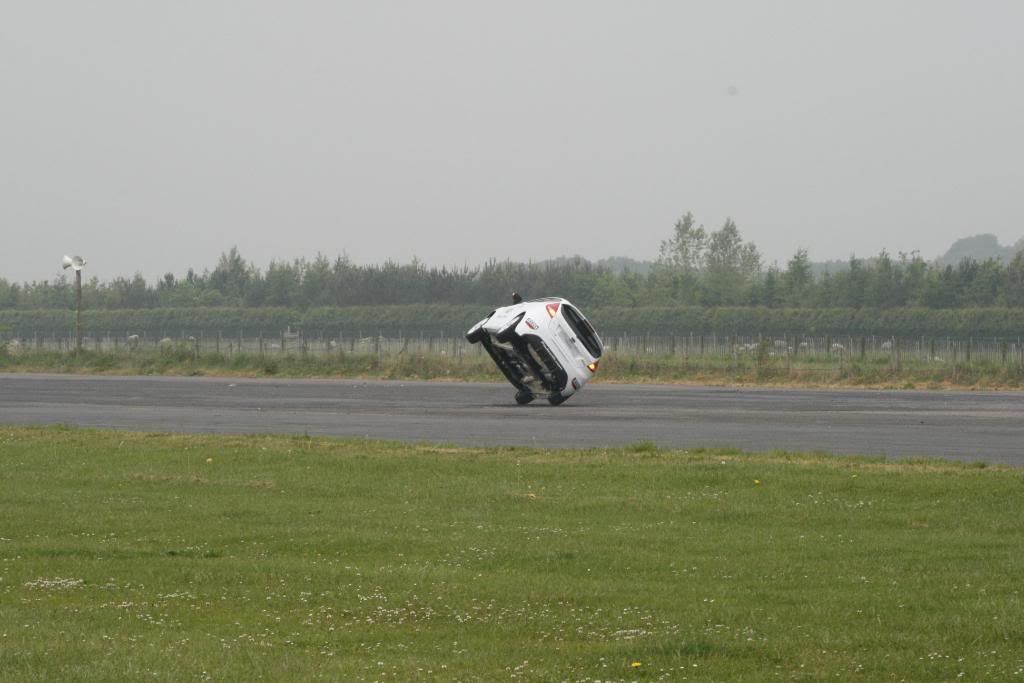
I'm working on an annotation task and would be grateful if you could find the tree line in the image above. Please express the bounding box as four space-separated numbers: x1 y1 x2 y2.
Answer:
2 216 1023 311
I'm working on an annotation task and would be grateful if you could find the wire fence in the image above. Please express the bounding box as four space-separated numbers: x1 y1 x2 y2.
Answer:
605 333 1024 369
1 331 483 361
3 331 1024 370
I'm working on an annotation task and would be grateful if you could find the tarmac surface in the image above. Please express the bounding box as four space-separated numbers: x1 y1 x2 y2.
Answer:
1 373 1022 465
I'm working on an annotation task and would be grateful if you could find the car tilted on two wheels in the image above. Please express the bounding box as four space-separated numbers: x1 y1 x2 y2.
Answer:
466 297 604 405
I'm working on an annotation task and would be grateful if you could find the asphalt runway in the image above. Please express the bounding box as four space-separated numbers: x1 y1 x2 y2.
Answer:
1 373 1022 465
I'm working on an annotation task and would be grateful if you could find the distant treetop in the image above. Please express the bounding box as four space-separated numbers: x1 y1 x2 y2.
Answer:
938 234 1024 267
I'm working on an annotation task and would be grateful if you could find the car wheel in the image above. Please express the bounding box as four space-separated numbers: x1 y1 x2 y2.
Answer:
515 390 535 405
547 393 569 406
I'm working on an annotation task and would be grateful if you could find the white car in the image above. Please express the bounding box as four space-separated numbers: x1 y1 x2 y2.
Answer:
466 297 604 405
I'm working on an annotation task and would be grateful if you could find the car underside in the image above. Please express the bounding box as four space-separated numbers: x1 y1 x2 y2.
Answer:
480 334 568 401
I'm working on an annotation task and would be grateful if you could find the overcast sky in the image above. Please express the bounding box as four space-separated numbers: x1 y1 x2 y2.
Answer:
2 2 1022 284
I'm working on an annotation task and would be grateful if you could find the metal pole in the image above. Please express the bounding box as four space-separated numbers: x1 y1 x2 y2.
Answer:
75 269 82 355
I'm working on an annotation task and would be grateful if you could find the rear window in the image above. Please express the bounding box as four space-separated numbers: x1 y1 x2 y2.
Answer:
561 305 603 357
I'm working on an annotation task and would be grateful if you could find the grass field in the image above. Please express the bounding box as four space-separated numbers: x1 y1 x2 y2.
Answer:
3 347 1024 390
2 427 1022 681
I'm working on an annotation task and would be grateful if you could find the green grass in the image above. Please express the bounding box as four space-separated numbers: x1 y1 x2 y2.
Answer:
597 353 1024 389
2 428 1023 681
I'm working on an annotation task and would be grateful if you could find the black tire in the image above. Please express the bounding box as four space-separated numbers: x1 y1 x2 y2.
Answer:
465 326 486 344
515 390 535 405
547 393 569 406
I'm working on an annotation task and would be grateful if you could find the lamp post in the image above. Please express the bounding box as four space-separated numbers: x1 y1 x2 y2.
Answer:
62 255 86 354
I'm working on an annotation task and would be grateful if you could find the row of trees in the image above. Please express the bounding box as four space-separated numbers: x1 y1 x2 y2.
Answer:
2 217 1023 311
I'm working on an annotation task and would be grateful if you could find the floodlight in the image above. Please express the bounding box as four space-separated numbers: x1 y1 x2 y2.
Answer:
62 255 86 272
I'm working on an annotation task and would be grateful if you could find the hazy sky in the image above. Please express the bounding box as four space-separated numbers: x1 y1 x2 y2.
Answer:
2 2 1022 284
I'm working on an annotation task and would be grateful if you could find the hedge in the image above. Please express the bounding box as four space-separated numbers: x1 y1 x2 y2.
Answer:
3 305 1024 339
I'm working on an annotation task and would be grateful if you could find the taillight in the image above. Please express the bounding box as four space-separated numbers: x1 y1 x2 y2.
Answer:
545 302 560 318
587 360 599 373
